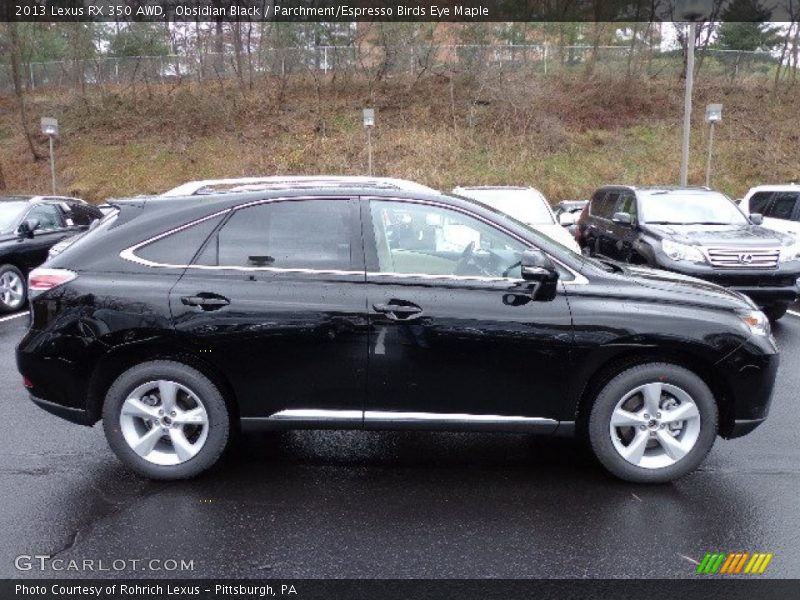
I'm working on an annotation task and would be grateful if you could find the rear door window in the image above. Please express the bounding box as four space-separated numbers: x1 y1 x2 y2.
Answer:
197 199 356 271
766 192 799 221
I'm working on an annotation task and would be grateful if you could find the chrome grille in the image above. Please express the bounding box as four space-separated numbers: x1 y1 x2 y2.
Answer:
705 247 780 269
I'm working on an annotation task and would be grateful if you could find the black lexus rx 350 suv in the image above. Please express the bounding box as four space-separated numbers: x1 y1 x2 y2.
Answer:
0 195 102 312
576 185 800 321
17 182 779 483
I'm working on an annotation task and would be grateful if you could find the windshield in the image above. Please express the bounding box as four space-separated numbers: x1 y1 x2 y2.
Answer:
639 191 748 225
0 201 29 233
458 189 555 225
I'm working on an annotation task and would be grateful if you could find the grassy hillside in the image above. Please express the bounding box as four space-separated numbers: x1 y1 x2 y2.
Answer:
1 73 798 203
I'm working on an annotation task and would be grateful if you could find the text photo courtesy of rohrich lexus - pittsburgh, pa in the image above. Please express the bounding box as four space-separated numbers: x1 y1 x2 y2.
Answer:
2 1 800 599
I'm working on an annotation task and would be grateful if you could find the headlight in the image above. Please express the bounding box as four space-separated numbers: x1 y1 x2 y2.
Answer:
779 242 800 263
738 310 770 336
661 239 706 263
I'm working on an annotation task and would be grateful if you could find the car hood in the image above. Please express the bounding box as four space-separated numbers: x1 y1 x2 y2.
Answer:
616 263 757 311
643 223 792 248
528 223 581 252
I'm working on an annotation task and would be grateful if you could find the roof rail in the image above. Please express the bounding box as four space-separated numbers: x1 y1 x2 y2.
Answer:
161 176 439 197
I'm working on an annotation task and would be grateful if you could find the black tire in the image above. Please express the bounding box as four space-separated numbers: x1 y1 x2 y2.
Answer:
0 264 27 313
763 303 789 322
587 363 718 484
103 360 230 480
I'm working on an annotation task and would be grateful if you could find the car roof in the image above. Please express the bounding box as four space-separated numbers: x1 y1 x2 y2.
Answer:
596 185 713 194
453 185 542 192
162 176 439 197
744 183 800 195
0 195 83 203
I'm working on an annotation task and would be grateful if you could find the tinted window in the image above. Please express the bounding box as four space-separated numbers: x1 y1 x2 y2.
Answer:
370 201 526 278
766 192 799 221
26 204 64 231
67 204 101 226
198 200 354 270
748 192 773 214
591 191 618 219
137 214 225 265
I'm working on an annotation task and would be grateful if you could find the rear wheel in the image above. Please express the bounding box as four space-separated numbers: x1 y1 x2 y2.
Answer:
763 303 789 322
587 363 718 483
103 361 230 479
0 264 26 313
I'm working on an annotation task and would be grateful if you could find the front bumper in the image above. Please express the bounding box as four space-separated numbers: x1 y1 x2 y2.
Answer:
715 334 779 439
655 259 800 306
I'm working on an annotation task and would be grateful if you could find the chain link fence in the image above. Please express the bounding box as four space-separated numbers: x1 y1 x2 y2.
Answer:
0 45 790 92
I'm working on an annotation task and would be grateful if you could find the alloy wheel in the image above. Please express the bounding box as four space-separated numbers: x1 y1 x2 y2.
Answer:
609 382 701 470
119 380 209 466
0 271 24 309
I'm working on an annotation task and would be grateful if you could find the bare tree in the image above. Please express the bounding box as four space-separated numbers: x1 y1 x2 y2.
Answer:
6 23 44 161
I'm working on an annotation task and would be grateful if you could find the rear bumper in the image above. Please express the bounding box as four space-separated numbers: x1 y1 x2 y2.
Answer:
29 394 92 426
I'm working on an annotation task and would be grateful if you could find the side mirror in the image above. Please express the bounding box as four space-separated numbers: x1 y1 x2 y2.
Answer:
18 218 40 238
521 248 559 301
612 212 632 225
749 213 763 225
558 212 576 227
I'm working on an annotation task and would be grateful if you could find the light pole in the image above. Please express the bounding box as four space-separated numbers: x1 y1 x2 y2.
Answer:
363 108 375 176
40 117 59 194
679 21 696 186
704 103 722 188
677 1 711 186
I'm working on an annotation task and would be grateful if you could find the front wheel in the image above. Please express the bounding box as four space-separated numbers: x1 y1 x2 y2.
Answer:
762 303 789 322
103 361 230 480
0 264 26 313
588 363 718 483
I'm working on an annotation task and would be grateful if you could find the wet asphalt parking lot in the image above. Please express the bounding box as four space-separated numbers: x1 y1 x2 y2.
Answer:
1 308 799 580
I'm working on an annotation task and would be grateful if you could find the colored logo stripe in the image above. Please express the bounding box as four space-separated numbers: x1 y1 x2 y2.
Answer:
697 552 772 574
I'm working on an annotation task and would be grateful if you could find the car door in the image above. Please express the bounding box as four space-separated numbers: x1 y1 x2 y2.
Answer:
16 203 71 271
763 192 800 237
595 191 621 258
362 197 574 428
608 192 639 261
168 197 369 424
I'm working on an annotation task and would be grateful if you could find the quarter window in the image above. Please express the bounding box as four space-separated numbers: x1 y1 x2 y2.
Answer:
197 199 354 270
136 214 225 265
370 201 526 278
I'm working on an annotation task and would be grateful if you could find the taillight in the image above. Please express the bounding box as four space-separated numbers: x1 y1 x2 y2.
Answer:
28 268 77 295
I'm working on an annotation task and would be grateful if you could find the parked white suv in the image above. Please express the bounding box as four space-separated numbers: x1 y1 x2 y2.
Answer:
741 184 800 239
452 186 582 253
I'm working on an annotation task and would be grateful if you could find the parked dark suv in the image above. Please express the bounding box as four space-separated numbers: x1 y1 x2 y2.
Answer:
17 180 778 483
576 186 800 321
0 195 103 312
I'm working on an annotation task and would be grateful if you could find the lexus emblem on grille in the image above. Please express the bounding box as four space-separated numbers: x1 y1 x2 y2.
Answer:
738 253 754 265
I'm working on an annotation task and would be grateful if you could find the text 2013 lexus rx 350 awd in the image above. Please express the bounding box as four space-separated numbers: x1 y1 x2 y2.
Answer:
17 182 779 483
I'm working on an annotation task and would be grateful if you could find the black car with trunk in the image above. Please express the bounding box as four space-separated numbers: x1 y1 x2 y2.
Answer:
0 195 103 312
576 185 800 321
17 178 778 483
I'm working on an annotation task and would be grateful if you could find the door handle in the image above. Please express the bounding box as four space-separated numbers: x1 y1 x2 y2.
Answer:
372 302 423 321
181 294 230 311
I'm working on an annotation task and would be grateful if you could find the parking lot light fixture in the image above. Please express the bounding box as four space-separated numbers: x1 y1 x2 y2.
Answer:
40 117 59 194
704 104 722 188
